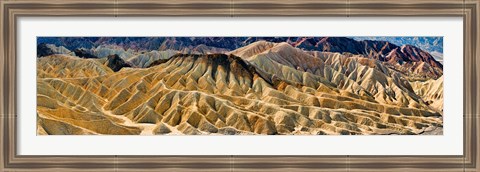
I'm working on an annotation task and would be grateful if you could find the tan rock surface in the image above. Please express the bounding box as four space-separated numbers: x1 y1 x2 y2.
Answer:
37 41 443 135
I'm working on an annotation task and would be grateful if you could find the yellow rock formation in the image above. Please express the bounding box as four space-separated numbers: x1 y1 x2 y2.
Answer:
37 42 443 135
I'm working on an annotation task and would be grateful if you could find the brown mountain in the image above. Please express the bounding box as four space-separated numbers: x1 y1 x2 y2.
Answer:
38 37 443 79
37 42 443 135
104 54 132 72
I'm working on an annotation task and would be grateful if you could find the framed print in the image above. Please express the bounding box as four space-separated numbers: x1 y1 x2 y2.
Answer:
1 0 479 171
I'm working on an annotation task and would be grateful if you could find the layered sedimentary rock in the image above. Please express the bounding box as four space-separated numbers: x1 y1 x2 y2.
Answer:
410 76 444 112
73 48 98 59
38 37 443 79
37 43 55 57
37 41 444 135
37 43 73 57
127 50 178 68
104 54 132 72
37 54 113 78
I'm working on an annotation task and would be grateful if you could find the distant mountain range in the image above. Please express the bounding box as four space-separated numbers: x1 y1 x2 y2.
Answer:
37 38 444 135
351 37 443 63
38 37 442 54
37 37 443 79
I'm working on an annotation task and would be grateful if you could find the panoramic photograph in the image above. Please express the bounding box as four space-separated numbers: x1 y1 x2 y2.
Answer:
36 37 444 135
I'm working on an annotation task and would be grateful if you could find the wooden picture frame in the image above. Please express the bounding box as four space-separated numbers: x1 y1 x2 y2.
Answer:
1 0 478 171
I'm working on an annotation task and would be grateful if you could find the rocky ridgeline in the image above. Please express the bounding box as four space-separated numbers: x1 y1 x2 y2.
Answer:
36 41 443 135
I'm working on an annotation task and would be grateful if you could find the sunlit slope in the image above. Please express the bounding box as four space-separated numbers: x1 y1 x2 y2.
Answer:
410 76 444 112
231 41 438 112
37 51 443 135
37 54 113 78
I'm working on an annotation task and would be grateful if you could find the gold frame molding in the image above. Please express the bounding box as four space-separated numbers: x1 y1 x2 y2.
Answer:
1 0 479 171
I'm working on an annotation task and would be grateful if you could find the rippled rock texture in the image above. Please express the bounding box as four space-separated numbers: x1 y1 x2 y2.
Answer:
37 38 443 135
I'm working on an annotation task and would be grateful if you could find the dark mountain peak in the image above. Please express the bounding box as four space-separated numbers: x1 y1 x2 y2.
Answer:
105 54 132 72
38 37 443 78
37 43 55 58
150 53 253 71
148 53 286 87
401 44 425 54
399 44 443 69
73 48 98 59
